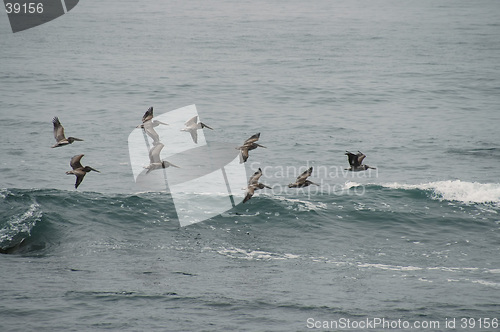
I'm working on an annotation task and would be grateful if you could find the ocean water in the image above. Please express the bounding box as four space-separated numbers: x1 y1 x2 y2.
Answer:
1 0 500 331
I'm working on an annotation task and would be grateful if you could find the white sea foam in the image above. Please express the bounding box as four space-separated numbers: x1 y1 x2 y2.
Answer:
0 203 41 243
358 262 423 271
217 246 300 261
0 188 11 199
471 279 500 288
274 195 327 211
343 181 364 189
381 180 500 204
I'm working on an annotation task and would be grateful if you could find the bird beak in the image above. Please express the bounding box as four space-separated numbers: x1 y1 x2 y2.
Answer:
257 144 267 148
74 138 84 141
158 121 169 125
89 167 100 173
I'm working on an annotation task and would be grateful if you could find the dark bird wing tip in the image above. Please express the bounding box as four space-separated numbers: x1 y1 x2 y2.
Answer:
201 123 213 130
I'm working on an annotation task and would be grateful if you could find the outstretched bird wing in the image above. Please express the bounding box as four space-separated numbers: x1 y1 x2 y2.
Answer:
189 130 198 144
240 147 249 162
185 116 198 127
148 143 164 163
357 152 366 165
295 166 313 184
144 122 160 143
248 168 263 185
142 107 154 123
345 151 360 167
243 185 256 203
244 133 260 145
74 169 86 189
53 117 66 142
70 154 84 170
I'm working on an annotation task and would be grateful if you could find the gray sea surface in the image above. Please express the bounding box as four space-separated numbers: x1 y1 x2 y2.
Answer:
1 0 500 331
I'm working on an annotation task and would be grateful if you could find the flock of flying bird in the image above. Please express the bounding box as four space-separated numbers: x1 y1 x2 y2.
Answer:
51 116 100 189
52 107 376 202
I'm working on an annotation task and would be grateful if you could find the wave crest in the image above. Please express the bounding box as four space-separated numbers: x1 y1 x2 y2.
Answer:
381 180 500 205
0 202 42 249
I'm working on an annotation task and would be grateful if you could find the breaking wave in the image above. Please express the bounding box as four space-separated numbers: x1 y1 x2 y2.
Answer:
378 180 500 205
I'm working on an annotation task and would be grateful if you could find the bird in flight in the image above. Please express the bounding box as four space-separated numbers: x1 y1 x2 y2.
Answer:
51 117 83 148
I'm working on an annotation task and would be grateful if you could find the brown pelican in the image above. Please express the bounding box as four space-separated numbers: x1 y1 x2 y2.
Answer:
345 151 376 171
145 143 180 174
136 106 168 128
136 107 168 144
237 133 266 163
181 116 213 144
51 117 83 148
288 166 318 188
243 168 271 203
136 119 168 130
66 154 100 189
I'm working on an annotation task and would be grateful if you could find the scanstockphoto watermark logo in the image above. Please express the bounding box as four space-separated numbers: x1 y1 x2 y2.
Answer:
128 105 378 227
306 317 499 330
128 105 248 227
247 162 378 197
4 0 79 33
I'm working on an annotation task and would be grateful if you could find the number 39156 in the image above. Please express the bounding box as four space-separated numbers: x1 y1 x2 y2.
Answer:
5 3 44 14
